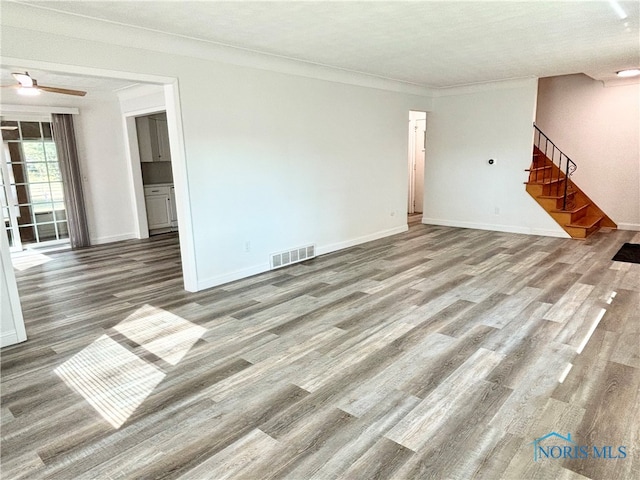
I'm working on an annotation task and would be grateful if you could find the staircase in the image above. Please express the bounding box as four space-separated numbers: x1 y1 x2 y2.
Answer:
525 125 616 239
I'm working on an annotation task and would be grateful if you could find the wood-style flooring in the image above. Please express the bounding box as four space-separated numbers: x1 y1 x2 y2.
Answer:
1 224 639 479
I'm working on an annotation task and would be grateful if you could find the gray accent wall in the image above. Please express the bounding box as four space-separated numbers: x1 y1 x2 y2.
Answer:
142 162 174 185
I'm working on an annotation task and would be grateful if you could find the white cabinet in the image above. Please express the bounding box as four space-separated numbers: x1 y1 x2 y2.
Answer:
144 186 172 231
136 117 153 163
154 118 171 162
136 113 171 163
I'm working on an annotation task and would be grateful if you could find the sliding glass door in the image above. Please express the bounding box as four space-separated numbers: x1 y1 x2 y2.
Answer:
1 119 69 251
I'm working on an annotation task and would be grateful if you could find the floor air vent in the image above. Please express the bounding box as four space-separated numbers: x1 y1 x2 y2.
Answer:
271 245 316 269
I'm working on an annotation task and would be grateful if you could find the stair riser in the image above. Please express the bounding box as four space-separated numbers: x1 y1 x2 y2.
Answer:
549 207 588 224
538 199 560 210
573 208 588 222
565 223 601 239
549 212 571 225
526 184 543 197
541 183 566 197
565 226 588 239
554 197 575 210
586 223 601 237
529 142 616 239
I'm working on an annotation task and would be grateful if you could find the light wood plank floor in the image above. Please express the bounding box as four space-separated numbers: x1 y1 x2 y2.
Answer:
2 225 639 479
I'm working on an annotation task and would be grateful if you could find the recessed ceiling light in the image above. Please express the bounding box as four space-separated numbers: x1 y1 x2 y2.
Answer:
617 69 640 78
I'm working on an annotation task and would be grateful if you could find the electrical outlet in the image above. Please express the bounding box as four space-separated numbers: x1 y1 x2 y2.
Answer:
245 241 251 253
494 207 500 215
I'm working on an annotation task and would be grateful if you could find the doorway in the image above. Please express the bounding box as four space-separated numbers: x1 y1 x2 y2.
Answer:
408 111 426 223
135 111 177 236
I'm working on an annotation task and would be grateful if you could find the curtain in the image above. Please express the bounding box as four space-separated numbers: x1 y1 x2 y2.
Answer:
51 114 91 249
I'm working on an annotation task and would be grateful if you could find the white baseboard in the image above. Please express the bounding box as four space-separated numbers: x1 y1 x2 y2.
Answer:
1 330 26 348
197 262 271 291
90 233 139 245
421 217 570 238
618 223 640 231
196 225 409 291
316 225 409 256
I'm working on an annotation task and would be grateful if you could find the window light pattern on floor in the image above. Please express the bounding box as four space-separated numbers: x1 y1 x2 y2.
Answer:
54 334 165 428
11 251 52 271
113 304 206 365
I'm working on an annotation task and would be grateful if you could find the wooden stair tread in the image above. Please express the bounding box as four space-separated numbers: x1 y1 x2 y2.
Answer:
538 193 575 200
551 203 590 214
525 178 564 186
566 215 602 229
529 130 616 239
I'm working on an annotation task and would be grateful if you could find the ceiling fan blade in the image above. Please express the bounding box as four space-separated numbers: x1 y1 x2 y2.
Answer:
38 85 87 96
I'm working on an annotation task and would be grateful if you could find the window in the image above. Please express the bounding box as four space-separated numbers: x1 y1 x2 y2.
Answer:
1 119 68 248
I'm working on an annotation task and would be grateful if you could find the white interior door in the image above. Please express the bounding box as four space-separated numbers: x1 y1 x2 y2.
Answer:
414 121 426 213
408 119 415 214
408 112 426 215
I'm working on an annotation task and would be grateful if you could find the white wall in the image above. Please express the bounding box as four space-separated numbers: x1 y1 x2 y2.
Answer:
117 83 168 241
73 95 139 244
423 78 567 237
536 74 640 230
118 85 166 115
1 3 433 290
181 62 430 288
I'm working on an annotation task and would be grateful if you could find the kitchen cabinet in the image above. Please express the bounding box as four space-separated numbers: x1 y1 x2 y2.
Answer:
144 185 172 231
153 116 171 162
136 113 171 163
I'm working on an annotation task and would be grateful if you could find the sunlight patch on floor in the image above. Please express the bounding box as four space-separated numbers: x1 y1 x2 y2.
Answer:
557 363 573 383
11 251 52 271
114 304 207 365
55 334 165 428
55 305 206 428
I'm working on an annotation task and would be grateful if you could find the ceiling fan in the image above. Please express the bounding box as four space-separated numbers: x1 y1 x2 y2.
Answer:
2 72 86 97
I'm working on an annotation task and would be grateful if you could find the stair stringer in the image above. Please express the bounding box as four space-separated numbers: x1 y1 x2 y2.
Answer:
525 148 617 239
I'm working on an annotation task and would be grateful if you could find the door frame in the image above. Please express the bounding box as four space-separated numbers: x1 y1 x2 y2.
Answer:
1 57 198 292
407 110 427 216
408 115 416 215
122 107 168 240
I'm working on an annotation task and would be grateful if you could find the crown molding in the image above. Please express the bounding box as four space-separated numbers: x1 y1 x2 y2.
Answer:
3 2 434 98
432 77 538 98
601 77 640 87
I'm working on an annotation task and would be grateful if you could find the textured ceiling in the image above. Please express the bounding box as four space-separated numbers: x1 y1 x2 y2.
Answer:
10 1 640 88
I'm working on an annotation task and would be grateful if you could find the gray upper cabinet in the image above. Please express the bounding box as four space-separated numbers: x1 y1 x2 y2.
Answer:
136 112 171 162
